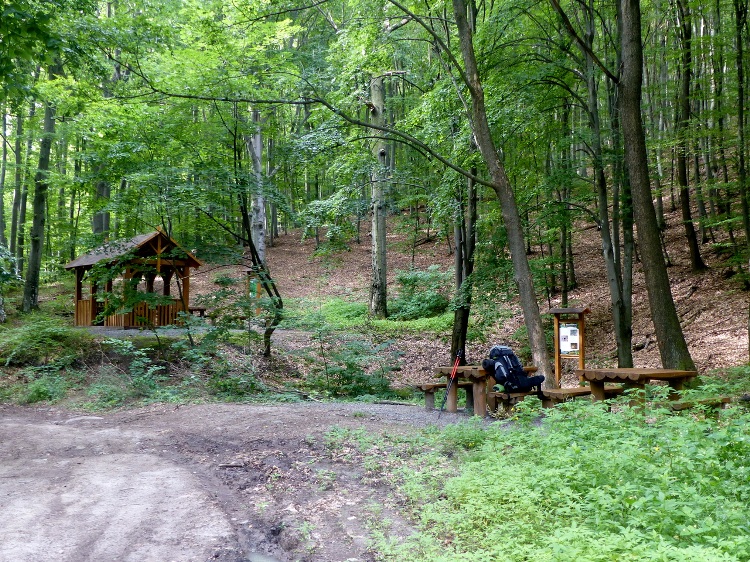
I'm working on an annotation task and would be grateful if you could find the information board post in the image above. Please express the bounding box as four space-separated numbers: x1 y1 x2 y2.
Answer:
246 270 263 316
549 307 590 388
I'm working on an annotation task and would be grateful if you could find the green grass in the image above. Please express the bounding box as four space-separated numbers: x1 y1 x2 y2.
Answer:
281 297 454 335
350 395 750 562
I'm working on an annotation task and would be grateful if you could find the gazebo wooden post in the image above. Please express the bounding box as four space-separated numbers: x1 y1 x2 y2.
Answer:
75 268 84 301
162 269 173 296
73 268 84 326
179 266 190 311
89 275 98 325
145 273 156 294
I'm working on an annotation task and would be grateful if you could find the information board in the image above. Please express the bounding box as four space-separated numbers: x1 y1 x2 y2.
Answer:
559 323 580 356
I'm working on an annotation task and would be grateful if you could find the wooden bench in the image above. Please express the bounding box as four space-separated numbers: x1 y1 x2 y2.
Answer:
188 305 207 317
486 390 539 413
414 381 474 411
656 396 731 412
541 385 624 408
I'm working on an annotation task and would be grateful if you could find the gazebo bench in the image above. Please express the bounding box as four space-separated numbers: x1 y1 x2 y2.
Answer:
486 390 539 413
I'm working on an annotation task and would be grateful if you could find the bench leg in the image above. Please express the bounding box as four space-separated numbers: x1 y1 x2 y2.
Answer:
486 380 497 413
465 386 475 413
590 381 606 401
471 381 485 417
625 383 646 411
447 382 458 413
424 391 436 411
667 377 687 400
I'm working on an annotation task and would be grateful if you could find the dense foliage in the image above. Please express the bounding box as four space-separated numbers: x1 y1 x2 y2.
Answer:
352 398 750 561
1 0 749 309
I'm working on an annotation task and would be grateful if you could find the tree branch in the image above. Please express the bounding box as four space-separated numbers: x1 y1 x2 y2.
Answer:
548 0 619 84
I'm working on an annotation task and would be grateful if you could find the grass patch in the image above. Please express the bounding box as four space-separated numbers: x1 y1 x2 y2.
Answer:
358 395 750 562
282 297 454 335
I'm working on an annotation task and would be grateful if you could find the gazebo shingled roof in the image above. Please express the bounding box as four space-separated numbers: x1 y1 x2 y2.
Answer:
64 230 201 271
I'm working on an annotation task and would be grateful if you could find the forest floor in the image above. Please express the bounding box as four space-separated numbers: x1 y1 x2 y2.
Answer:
253 206 748 387
2 207 748 562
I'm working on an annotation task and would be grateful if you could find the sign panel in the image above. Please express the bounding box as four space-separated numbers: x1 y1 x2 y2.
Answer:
559 323 580 356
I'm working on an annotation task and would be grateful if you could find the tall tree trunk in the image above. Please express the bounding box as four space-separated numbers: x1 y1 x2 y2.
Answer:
247 109 267 264
735 0 750 250
451 169 477 361
619 0 695 371
577 0 634 366
608 61 635 344
452 0 552 385
16 101 36 274
10 108 24 263
92 171 111 237
675 0 707 271
0 109 7 247
23 64 60 312
369 75 388 318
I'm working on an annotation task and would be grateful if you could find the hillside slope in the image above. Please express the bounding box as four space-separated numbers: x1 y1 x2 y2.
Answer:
247 209 748 385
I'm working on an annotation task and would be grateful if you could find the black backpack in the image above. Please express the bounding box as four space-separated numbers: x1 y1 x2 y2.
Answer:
486 345 527 391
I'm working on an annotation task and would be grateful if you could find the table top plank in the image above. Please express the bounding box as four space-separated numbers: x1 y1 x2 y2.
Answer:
434 365 486 381
576 367 697 383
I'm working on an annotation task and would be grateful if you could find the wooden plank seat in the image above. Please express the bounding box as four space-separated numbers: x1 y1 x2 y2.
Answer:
414 381 474 411
486 391 538 413
541 385 624 408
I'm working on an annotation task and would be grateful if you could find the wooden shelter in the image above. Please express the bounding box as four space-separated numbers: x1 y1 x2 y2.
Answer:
64 230 202 328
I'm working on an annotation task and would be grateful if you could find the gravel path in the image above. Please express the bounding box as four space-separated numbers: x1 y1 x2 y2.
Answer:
0 401 492 562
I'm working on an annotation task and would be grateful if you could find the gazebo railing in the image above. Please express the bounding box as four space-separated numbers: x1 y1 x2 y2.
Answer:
74 298 185 328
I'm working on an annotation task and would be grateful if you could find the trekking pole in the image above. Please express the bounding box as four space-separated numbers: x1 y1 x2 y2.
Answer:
438 350 463 418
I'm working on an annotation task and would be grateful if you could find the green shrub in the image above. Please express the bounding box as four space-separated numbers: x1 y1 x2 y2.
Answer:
0 317 94 366
390 266 452 320
84 379 130 409
102 338 166 398
303 337 399 398
21 374 69 404
207 372 264 398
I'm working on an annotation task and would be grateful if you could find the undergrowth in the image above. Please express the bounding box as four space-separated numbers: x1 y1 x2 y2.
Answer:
359 397 750 561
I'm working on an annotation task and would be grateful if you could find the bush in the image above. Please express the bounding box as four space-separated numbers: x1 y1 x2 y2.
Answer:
390 266 452 320
102 338 166 398
21 374 69 404
303 337 399 398
0 317 94 366
207 372 264 398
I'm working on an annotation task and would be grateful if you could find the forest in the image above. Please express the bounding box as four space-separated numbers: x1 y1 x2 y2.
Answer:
3 2 750 561
3 0 750 379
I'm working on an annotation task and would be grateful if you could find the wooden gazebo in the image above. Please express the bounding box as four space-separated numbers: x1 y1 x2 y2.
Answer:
64 229 202 328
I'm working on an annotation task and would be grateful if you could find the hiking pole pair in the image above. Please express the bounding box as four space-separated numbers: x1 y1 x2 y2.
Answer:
438 350 463 418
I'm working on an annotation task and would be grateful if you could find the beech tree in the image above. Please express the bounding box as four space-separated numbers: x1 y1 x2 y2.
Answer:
619 0 696 371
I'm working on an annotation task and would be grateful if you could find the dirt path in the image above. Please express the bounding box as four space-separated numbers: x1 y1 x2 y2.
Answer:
0 401 467 562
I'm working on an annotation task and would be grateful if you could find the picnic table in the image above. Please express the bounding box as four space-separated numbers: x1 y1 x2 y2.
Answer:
433 366 488 416
433 364 539 416
575 367 697 401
